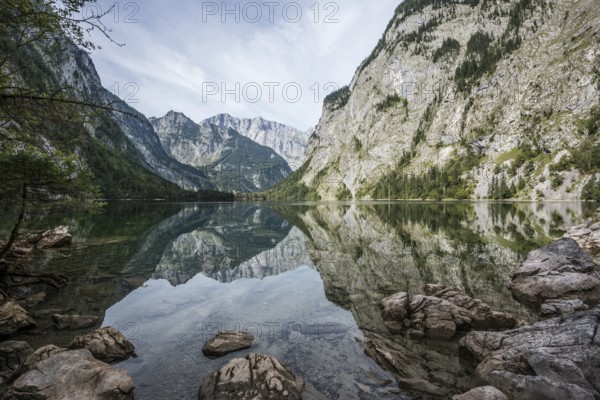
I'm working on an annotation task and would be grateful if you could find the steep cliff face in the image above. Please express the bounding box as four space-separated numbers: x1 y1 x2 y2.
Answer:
206 114 311 170
151 112 292 193
294 0 600 200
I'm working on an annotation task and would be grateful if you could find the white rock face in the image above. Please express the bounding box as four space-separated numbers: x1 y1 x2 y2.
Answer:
206 114 311 170
151 111 291 192
295 0 600 200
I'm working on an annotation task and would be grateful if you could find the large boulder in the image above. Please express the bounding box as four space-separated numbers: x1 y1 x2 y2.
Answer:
52 314 99 330
202 331 254 357
70 327 135 363
198 352 327 400
12 349 134 400
363 332 458 398
22 345 65 372
0 341 32 384
510 238 600 310
459 307 600 400
0 302 36 336
379 286 515 340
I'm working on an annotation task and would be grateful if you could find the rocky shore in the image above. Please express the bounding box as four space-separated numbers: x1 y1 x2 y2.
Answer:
0 227 137 399
368 209 600 399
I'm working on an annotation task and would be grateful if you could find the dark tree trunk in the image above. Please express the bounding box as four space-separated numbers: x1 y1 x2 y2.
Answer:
0 184 27 260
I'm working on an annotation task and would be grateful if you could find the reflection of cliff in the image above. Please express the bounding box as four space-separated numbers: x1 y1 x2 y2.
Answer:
278 202 588 333
151 206 298 285
275 202 589 397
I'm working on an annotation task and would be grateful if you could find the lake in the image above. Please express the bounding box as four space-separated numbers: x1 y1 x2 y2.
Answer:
10 201 598 399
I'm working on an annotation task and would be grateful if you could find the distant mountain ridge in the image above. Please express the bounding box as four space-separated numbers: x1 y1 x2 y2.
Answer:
206 114 311 170
151 111 292 193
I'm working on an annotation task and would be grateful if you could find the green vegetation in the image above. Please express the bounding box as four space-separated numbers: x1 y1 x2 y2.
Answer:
336 184 353 200
582 178 600 201
352 136 363 152
323 86 351 111
432 38 461 62
370 150 481 200
455 0 542 93
454 31 500 92
375 94 408 112
412 102 437 148
263 159 321 201
488 176 517 199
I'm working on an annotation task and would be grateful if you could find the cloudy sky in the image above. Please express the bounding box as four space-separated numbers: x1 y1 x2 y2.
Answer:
87 0 399 130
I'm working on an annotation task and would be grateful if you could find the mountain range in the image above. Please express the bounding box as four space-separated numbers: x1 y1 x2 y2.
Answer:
4 33 308 196
5 0 599 201
150 112 292 193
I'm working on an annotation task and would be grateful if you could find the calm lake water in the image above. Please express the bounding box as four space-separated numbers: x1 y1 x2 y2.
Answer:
9 201 599 399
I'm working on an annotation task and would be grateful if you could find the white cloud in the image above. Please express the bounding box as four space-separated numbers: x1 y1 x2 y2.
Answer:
89 0 399 130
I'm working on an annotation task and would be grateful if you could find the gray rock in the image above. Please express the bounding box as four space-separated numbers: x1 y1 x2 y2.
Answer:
378 292 409 334
379 286 515 340
510 238 600 309
16 292 46 309
22 345 65 373
452 386 508 400
70 326 135 363
12 349 134 400
52 314 99 330
363 332 456 397
198 352 327 400
0 302 36 336
0 341 32 384
459 307 600 400
564 222 600 259
201 331 254 357
539 299 588 317
36 226 72 249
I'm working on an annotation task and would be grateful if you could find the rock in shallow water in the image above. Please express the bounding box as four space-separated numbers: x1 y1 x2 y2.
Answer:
202 331 254 357
12 349 134 400
52 314 99 330
362 331 464 397
70 326 135 363
459 306 600 400
510 238 600 309
36 226 72 249
0 302 36 336
0 341 32 384
379 286 516 340
198 352 327 400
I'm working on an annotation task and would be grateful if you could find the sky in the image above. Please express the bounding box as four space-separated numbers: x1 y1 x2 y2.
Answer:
86 0 399 131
